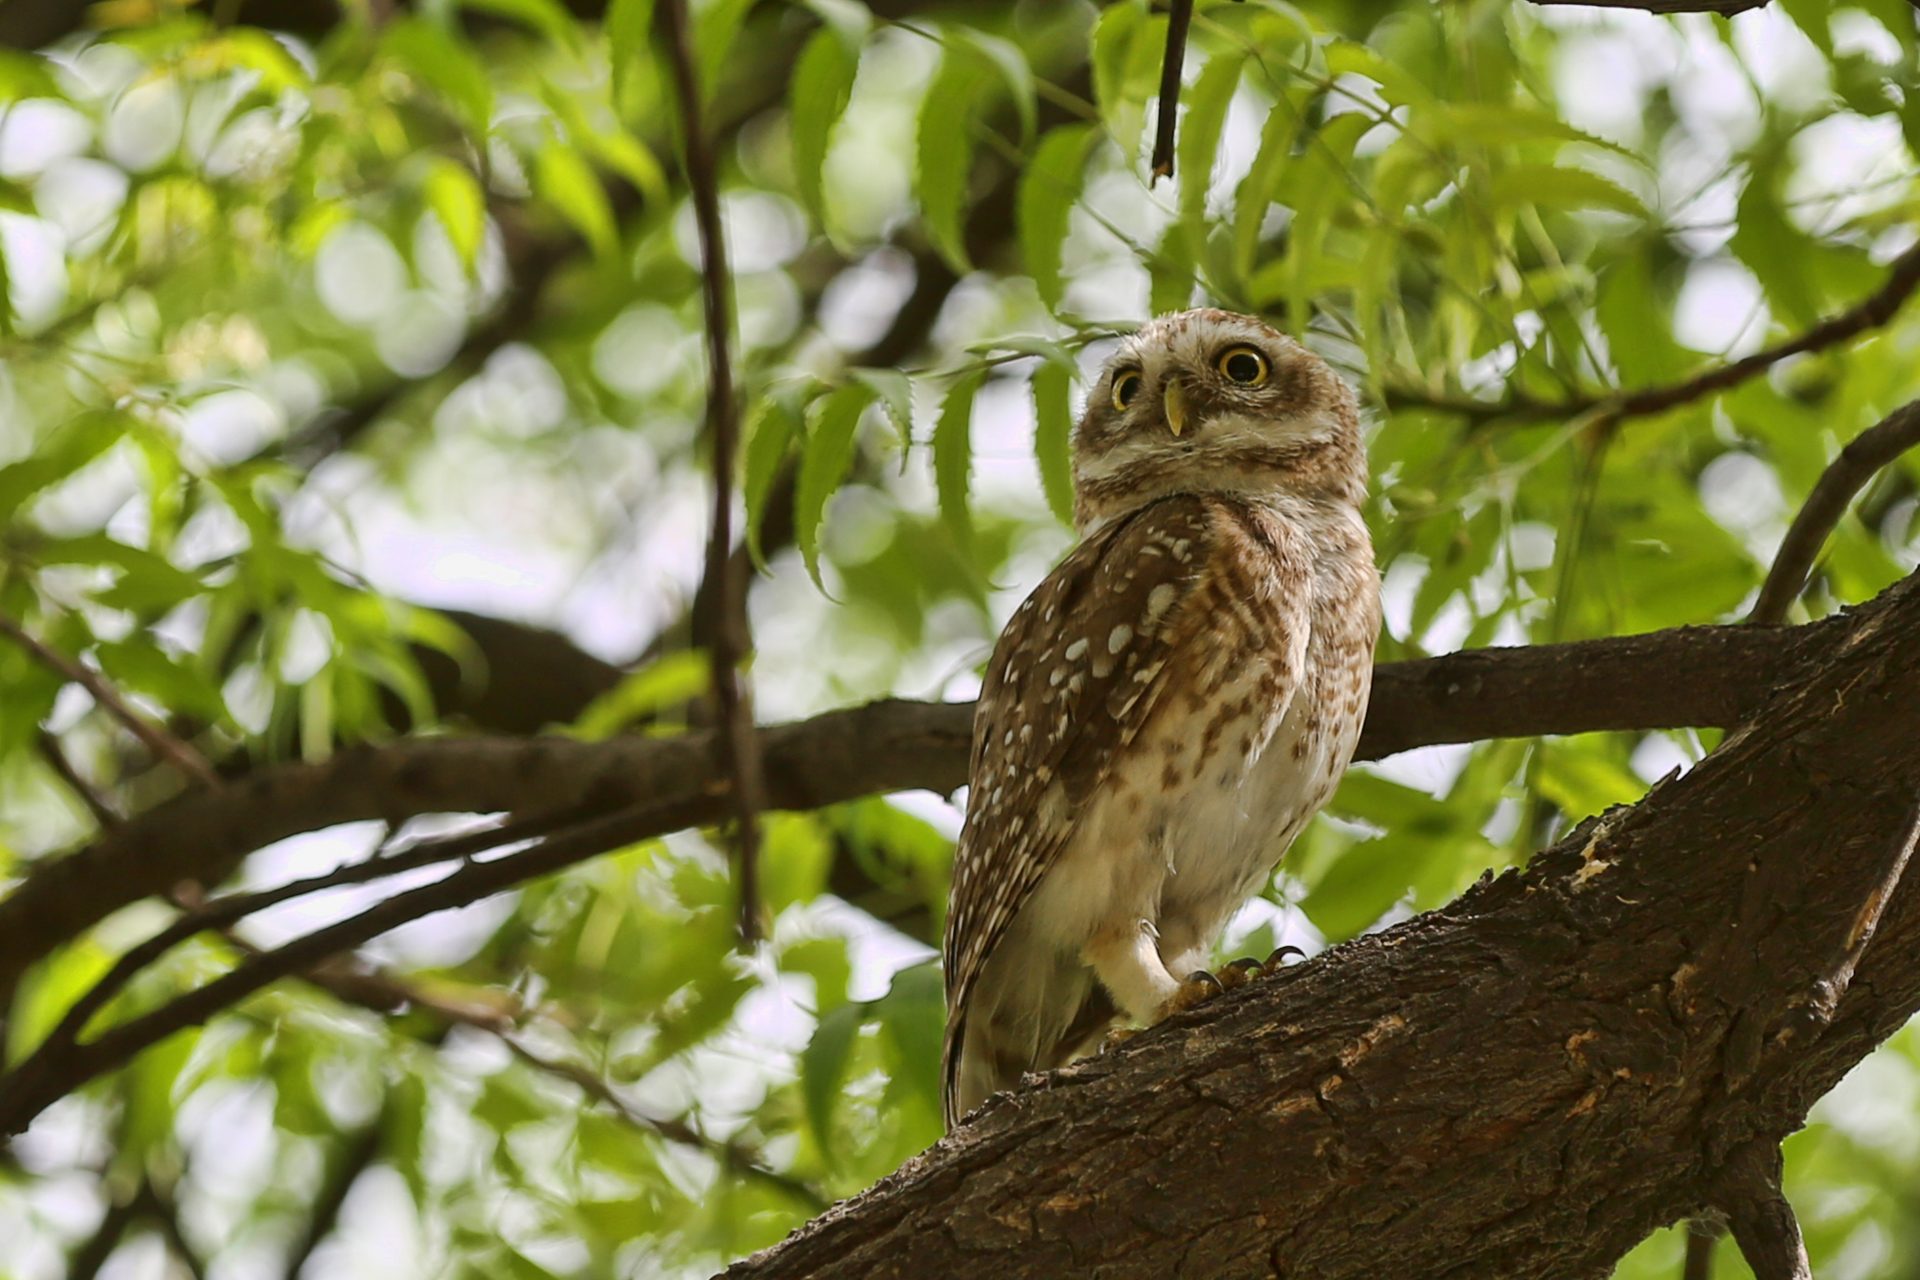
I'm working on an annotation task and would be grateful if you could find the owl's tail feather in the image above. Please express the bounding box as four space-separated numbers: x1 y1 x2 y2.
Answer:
943 987 1117 1131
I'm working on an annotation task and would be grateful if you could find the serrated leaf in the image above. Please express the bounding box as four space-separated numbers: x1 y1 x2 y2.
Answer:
958 29 1036 141
790 27 862 231
1177 52 1245 235
1030 361 1074 525
851 368 913 458
743 396 800 562
535 142 619 259
1090 0 1161 162
1230 88 1305 279
933 370 983 552
1018 124 1095 311
915 47 989 274
795 382 876 588
422 157 487 271
799 1002 863 1160
966 334 1078 371
1486 163 1647 219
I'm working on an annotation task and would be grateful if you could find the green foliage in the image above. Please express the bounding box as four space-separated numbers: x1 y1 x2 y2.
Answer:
0 0 1918 1276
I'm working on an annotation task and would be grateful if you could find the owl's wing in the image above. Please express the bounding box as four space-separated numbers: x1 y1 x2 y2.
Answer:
942 494 1255 1120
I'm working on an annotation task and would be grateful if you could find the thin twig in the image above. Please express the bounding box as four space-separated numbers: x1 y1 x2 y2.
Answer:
35 729 122 828
28 806 589 1066
1750 399 1920 624
1801 796 1920 1027
1384 241 1920 429
1149 0 1196 182
497 1033 827 1210
0 797 704 1136
0 614 218 786
1682 1219 1723 1280
660 0 766 945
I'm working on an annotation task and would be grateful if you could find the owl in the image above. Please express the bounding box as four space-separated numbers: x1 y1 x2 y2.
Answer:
941 309 1380 1128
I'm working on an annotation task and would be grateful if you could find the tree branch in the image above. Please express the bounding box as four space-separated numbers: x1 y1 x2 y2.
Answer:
1750 398 1920 624
1525 0 1769 14
1148 0 1195 182
0 614 217 786
661 0 767 945
714 569 1920 1279
0 616 1843 1004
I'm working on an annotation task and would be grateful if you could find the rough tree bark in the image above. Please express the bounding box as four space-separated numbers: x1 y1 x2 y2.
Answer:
718 569 1920 1280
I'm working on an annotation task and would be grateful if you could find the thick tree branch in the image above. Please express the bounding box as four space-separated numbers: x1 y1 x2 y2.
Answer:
715 569 1920 1278
0 616 1842 1003
1750 398 1920 624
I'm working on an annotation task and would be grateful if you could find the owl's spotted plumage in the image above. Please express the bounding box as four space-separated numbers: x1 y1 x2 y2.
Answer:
942 309 1380 1128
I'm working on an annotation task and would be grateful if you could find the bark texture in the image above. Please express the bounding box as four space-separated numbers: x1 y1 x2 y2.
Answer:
719 570 1920 1280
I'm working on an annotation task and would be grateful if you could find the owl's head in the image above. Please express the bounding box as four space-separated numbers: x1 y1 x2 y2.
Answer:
1070 309 1365 532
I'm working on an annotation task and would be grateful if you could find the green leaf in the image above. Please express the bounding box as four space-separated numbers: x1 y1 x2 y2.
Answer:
1017 124 1095 312
1230 88 1306 280
570 650 710 740
965 334 1079 371
606 0 656 103
0 50 60 102
1090 0 1161 162
915 46 989 274
1030 361 1075 526
933 370 983 552
0 412 128 525
458 0 581 45
851 367 913 454
873 962 944 1115
1176 52 1245 238
958 29 1036 141
534 142 619 260
383 19 493 135
743 396 801 562
799 1002 863 1159
790 27 862 231
1485 163 1647 219
795 382 877 588
422 157 487 271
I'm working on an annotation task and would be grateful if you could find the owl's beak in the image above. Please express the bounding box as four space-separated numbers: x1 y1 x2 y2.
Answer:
1163 379 1190 437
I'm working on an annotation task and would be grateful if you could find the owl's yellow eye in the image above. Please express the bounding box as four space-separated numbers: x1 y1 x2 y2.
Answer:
1217 346 1268 385
1111 369 1143 410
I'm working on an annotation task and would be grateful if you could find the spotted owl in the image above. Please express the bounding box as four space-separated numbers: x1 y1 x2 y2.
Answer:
941 308 1380 1128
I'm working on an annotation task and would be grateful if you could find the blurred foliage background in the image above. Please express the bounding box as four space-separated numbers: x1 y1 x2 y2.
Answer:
0 0 1917 1276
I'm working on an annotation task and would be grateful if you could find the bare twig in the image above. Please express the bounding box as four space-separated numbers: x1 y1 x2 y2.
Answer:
0 614 218 786
1149 0 1196 182
285 1115 385 1278
1802 797 1920 1027
660 0 767 945
34 729 122 829
68 1183 142 1280
1681 1219 1723 1280
1750 399 1920 624
497 1033 826 1210
0 798 704 1135
24 807 587 1066
1386 242 1920 429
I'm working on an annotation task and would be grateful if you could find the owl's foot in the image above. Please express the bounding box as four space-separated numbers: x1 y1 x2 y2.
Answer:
1099 1026 1139 1054
1162 952 1299 1016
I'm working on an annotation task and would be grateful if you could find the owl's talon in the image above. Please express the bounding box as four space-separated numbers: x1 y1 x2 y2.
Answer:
1221 956 1263 988
1162 969 1225 1015
1265 945 1307 972
1100 1026 1139 1054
